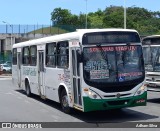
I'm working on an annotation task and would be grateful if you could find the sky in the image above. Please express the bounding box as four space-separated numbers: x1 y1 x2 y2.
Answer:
0 0 160 25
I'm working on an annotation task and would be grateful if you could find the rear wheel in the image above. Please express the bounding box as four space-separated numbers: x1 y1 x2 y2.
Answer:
60 89 71 114
25 81 32 97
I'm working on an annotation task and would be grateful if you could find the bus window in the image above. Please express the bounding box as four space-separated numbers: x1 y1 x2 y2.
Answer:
22 47 30 65
57 41 69 68
12 48 17 65
46 42 56 67
30 46 37 66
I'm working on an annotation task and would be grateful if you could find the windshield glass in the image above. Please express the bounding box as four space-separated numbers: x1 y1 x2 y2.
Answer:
83 45 144 87
143 46 160 72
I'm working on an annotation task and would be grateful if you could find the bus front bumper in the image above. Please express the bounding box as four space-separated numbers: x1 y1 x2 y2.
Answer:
83 91 147 112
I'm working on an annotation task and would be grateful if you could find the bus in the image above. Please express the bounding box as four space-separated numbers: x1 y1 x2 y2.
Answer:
142 35 160 92
12 29 147 113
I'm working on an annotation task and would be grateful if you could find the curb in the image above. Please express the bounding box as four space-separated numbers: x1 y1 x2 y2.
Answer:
0 75 12 78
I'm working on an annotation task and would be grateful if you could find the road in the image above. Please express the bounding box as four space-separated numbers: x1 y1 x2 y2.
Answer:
0 78 160 129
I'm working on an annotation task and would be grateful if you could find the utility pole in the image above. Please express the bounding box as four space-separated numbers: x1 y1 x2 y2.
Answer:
85 0 88 29
124 0 126 29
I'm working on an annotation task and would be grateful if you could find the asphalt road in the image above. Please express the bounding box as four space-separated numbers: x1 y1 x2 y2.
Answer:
0 78 160 129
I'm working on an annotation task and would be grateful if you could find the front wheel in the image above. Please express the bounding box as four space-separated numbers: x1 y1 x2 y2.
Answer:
60 90 71 114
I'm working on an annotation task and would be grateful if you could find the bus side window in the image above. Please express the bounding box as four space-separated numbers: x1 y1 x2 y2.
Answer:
46 42 56 67
30 46 37 66
57 41 69 68
22 47 30 65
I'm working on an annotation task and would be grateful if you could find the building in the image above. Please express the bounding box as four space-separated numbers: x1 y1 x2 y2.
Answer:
0 33 51 62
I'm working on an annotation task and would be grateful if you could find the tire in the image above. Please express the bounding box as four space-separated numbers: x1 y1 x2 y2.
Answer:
25 81 32 97
60 89 71 114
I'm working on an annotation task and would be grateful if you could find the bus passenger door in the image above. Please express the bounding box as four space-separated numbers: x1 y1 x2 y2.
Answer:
38 51 45 98
17 52 21 88
71 48 82 106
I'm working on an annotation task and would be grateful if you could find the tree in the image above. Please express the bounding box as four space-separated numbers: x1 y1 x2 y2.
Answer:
103 6 124 28
51 8 72 25
88 9 105 28
50 6 160 35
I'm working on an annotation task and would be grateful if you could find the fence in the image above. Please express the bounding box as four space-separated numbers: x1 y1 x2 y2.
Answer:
0 24 81 35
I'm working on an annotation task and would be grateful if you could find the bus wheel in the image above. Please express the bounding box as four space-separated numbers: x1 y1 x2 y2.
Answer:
25 81 31 97
60 89 71 114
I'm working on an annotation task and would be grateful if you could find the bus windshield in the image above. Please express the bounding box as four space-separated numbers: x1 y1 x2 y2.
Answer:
83 45 144 87
143 46 160 72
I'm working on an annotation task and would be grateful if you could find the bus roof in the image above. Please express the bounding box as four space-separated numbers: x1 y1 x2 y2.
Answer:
13 28 139 48
142 35 160 40
76 28 138 33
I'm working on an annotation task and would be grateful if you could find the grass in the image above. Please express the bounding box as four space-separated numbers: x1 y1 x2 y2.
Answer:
28 26 69 34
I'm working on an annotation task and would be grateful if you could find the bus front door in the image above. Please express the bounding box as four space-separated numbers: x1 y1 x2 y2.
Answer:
71 48 82 107
38 51 45 98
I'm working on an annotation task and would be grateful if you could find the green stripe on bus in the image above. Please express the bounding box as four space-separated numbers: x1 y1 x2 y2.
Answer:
83 91 147 112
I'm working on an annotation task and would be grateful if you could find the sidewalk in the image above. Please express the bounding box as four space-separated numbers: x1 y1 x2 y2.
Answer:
0 74 12 78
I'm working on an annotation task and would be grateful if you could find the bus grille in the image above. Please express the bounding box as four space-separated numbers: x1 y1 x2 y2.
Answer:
97 84 137 93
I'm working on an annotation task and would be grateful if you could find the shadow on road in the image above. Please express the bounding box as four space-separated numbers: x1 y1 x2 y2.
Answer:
16 89 158 123
71 109 158 123
147 98 160 104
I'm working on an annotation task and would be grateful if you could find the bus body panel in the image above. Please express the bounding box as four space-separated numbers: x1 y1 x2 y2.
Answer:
44 68 69 102
12 65 18 87
21 66 39 95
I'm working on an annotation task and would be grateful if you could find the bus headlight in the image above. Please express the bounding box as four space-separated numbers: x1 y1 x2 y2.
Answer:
84 88 101 99
135 84 147 96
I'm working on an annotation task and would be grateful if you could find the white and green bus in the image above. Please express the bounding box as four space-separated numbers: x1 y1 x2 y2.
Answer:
142 35 160 92
12 29 147 113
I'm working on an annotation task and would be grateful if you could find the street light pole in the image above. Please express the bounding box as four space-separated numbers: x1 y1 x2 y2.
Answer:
2 21 13 47
124 0 126 29
85 0 88 29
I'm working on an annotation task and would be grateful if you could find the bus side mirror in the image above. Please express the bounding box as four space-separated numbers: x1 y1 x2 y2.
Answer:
76 49 82 63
